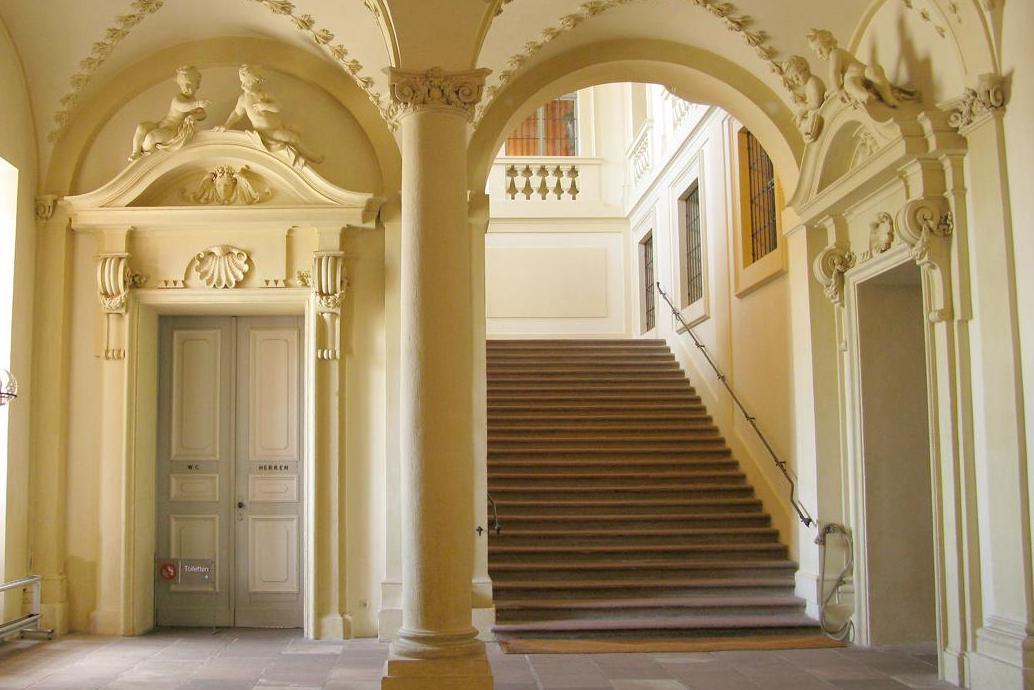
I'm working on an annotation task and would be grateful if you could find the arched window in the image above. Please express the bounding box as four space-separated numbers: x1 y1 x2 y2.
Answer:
505 94 578 156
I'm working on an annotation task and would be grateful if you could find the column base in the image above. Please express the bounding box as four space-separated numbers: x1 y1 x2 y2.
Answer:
316 612 350 640
971 617 1034 689
382 656 493 690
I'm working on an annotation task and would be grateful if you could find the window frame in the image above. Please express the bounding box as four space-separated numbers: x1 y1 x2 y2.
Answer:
504 93 580 157
639 230 656 334
730 120 786 295
669 154 709 329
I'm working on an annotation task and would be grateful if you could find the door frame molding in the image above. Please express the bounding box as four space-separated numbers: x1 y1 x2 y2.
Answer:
120 288 322 636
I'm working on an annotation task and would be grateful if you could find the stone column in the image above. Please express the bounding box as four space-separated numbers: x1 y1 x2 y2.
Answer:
381 67 493 690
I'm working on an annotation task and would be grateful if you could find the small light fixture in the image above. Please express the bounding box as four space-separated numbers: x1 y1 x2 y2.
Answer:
0 369 17 406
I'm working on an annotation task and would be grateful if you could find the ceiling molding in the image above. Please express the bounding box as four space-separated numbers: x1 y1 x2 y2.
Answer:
49 0 393 143
476 0 804 124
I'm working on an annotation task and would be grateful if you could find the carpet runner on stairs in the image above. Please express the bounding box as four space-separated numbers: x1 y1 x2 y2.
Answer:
486 338 825 649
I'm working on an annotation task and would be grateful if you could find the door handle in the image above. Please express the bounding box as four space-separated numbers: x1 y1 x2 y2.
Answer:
237 500 246 509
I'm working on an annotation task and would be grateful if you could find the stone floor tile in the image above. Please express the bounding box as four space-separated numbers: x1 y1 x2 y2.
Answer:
610 681 689 689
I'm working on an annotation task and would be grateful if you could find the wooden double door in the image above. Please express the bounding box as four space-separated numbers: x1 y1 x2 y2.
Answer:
155 316 304 628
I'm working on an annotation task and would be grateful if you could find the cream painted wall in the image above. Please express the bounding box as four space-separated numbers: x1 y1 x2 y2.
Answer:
626 102 797 546
0 14 36 621
74 66 382 195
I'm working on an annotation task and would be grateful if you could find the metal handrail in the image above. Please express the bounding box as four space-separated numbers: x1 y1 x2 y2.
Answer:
656 283 814 527
487 493 502 535
0 575 53 639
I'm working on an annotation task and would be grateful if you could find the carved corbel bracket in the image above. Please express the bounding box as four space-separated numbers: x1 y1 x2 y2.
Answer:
897 197 955 322
312 251 347 360
948 74 1006 134
96 252 146 360
813 243 856 307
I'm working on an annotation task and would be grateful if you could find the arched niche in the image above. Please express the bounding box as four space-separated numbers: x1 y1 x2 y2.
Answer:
468 38 803 196
46 37 401 198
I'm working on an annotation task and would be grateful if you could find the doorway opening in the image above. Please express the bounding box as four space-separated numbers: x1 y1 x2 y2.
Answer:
155 315 304 628
856 261 937 645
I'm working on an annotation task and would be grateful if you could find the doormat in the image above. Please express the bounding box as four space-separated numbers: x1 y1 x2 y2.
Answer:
497 634 846 655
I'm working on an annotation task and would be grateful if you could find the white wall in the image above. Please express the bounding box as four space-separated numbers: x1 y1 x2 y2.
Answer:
0 13 37 619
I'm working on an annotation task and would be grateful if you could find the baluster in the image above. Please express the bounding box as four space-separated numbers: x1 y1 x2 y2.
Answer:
520 165 533 200
566 165 580 200
505 165 518 200
552 165 564 199
536 165 549 199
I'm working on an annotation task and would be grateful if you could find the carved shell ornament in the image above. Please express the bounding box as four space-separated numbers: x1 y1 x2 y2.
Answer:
193 245 251 288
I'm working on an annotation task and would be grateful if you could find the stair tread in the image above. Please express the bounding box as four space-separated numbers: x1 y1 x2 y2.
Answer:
489 558 796 571
493 576 795 588
492 614 817 633
490 544 785 554
495 594 803 608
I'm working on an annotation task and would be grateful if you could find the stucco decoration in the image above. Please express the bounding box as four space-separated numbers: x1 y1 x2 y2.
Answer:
35 195 58 223
96 252 146 360
782 55 827 142
850 128 881 169
193 245 251 289
807 29 917 109
897 197 955 322
900 0 948 38
312 251 346 360
388 67 492 122
185 165 272 205
813 243 856 306
859 212 895 262
478 0 798 124
222 65 323 167
948 73 1006 132
129 66 211 162
49 0 165 142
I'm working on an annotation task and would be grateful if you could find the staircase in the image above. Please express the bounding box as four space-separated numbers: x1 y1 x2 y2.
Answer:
487 339 819 642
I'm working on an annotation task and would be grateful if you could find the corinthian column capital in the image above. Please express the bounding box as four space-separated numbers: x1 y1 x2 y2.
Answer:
388 66 492 121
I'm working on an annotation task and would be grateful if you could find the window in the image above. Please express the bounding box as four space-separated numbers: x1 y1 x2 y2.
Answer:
505 94 578 156
640 232 655 332
739 128 778 264
682 182 703 306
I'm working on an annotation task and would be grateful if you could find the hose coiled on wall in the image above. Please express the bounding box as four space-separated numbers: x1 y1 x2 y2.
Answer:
816 522 854 641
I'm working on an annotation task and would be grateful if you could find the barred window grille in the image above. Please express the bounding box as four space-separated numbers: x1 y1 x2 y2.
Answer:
683 182 703 305
641 233 655 332
505 94 578 156
742 129 778 263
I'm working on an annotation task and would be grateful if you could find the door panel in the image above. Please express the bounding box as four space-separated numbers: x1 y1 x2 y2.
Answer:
234 318 303 628
157 317 235 626
156 315 303 629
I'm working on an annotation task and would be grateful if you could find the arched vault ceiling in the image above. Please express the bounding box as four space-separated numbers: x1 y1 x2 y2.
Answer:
0 0 392 166
479 0 872 114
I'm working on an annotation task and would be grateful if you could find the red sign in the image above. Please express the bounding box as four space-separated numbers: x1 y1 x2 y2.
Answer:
159 560 178 582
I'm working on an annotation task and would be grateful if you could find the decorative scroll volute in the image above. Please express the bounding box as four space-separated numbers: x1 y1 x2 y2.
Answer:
388 67 491 122
897 197 956 322
97 253 131 315
96 252 145 360
813 243 856 307
312 251 346 360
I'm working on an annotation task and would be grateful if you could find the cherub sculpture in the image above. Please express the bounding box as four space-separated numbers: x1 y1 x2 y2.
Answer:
129 66 210 161
220 64 323 165
807 29 915 109
782 55 827 142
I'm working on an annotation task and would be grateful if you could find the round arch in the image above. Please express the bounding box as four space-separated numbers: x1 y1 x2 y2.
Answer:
45 36 402 196
469 38 804 196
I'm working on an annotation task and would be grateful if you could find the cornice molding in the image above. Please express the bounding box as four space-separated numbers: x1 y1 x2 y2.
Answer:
388 67 492 123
